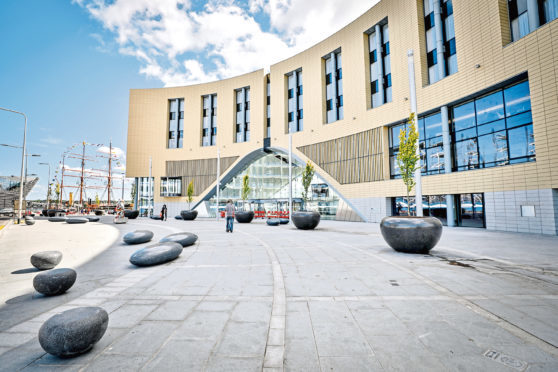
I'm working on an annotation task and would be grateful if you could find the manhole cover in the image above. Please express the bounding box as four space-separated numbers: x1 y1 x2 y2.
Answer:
484 349 528 371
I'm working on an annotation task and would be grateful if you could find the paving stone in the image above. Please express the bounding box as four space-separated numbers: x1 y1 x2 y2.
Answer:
196 301 236 312
146 300 198 321
231 301 272 323
107 304 158 328
172 311 230 341
319 355 384 372
142 339 214 370
82 353 150 371
215 321 268 357
205 356 263 372
106 321 178 355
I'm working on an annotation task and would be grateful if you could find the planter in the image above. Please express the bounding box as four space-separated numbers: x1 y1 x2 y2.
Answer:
235 211 254 223
292 211 321 230
42 209 48 217
124 210 139 219
380 216 443 254
180 210 198 221
94 210 104 216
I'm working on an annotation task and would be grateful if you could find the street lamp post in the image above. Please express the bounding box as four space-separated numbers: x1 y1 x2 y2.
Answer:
39 162 51 208
23 154 40 214
0 107 27 224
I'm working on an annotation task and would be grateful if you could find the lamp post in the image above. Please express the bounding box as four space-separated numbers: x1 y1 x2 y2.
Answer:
23 154 40 214
38 162 51 208
0 107 27 224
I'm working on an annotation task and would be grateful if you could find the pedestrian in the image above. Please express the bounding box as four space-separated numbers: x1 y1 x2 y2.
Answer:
161 204 167 221
225 199 235 233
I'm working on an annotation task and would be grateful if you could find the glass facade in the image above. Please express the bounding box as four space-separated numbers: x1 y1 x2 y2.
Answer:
325 50 343 123
424 0 457 83
235 87 250 143
168 98 184 149
368 21 392 107
389 112 445 178
287 69 303 133
452 80 534 171
202 94 217 146
160 177 182 197
136 177 154 216
206 152 346 219
509 0 558 41
392 195 449 225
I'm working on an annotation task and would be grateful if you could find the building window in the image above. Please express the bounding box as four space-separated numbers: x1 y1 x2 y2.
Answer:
167 98 184 149
389 112 444 178
286 69 303 133
392 195 449 225
508 0 558 42
368 20 391 108
160 177 182 197
324 49 343 123
202 94 217 146
266 75 271 138
452 80 534 170
235 87 250 143
424 0 457 84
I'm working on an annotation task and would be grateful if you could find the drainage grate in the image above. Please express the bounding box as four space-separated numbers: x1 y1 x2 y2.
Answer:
484 349 528 371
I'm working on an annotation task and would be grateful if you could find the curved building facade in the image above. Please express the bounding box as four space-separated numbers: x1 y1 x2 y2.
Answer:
127 0 558 234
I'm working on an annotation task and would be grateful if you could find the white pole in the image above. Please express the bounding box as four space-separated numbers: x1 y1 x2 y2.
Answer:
0 107 27 224
288 132 293 220
148 156 152 217
407 50 423 217
216 148 220 221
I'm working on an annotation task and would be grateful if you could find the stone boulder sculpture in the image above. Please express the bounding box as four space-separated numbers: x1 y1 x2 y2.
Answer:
25 217 36 225
31 251 63 270
48 217 67 223
124 210 139 219
66 217 88 224
160 232 198 247
85 216 100 222
180 210 198 221
123 230 154 245
33 268 77 296
266 219 280 226
38 307 108 357
129 242 183 267
279 218 289 225
174 215 183 220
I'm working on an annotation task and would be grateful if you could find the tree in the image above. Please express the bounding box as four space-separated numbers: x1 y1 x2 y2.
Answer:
95 194 100 206
396 112 420 216
241 174 251 211
130 182 136 203
301 161 315 210
54 183 60 202
187 180 194 210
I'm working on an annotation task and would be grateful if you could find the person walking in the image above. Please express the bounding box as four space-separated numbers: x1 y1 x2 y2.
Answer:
225 199 235 233
161 204 168 221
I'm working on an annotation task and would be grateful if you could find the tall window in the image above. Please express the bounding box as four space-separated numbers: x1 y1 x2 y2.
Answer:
266 75 271 138
368 20 392 108
287 69 303 133
452 80 535 170
235 87 250 143
168 98 184 148
325 50 343 123
389 112 445 178
424 0 457 84
202 94 217 146
508 0 558 42
160 177 182 197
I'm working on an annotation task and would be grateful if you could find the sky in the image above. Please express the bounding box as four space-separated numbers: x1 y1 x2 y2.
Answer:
0 0 379 201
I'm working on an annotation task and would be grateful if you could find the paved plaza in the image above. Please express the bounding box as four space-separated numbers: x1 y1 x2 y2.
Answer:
0 217 557 371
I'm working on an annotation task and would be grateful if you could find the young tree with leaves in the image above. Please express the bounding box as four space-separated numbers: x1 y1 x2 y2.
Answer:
301 161 315 210
241 174 251 211
187 180 194 210
396 113 420 216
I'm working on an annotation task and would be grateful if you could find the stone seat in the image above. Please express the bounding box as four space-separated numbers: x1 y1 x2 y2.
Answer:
130 242 182 267
39 307 109 357
279 218 289 225
267 219 280 226
25 218 36 225
160 232 198 247
31 251 63 270
85 216 100 222
66 218 88 224
174 215 183 220
48 217 67 222
33 268 77 296
123 230 154 245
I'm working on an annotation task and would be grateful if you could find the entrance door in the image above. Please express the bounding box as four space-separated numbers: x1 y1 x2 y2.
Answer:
457 193 485 228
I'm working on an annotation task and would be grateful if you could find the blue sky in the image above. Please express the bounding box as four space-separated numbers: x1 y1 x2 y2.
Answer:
0 0 377 201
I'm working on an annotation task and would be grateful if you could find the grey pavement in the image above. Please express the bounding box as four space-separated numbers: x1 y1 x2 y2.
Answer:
0 217 557 371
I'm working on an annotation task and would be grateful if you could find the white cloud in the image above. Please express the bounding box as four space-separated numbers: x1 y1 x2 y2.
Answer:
97 145 125 158
40 136 62 145
76 0 380 86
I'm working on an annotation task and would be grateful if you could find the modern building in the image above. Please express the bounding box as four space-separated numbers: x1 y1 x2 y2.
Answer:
127 0 558 235
0 176 39 211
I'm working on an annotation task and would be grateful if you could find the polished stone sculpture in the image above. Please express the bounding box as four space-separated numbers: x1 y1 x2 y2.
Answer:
235 211 254 223
380 216 443 254
124 210 139 219
31 251 63 270
85 216 100 222
33 268 77 296
94 210 104 216
174 215 183 220
180 210 198 221
266 219 280 226
38 307 108 357
150 215 163 220
25 217 35 225
292 211 321 230
66 217 88 224
123 230 154 245
129 242 183 267
160 232 198 247
279 218 289 225
48 217 67 222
